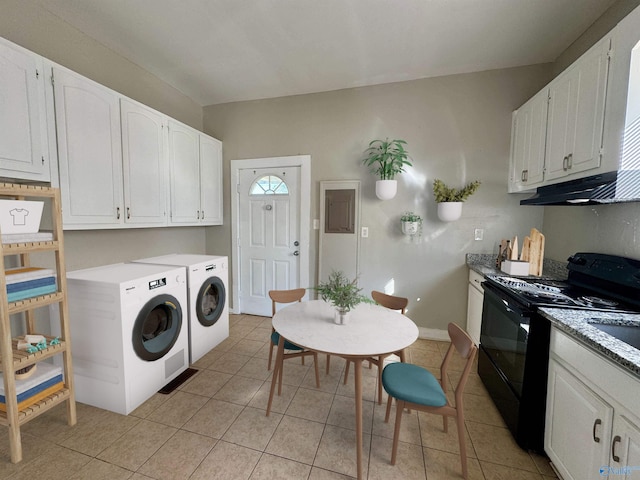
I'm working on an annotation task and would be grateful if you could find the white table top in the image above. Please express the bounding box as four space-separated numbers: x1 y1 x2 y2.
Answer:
272 300 419 357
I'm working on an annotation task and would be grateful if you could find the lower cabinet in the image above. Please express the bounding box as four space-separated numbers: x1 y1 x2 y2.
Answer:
466 270 483 345
546 328 640 480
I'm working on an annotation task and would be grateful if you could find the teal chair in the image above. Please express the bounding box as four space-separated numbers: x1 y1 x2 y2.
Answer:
382 322 477 479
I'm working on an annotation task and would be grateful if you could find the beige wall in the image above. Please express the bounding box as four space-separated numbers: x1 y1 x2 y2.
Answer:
0 0 212 272
204 65 552 331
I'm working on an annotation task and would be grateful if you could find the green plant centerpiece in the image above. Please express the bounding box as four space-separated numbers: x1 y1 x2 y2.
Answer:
362 139 412 200
315 270 370 324
432 179 481 202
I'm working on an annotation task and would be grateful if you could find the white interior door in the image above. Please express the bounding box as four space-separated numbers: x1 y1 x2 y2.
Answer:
238 166 301 315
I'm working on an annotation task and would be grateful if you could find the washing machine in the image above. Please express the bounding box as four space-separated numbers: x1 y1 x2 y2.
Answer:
133 254 229 363
64 262 189 415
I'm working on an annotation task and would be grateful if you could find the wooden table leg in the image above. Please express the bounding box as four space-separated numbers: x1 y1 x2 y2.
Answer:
266 336 285 416
353 357 364 480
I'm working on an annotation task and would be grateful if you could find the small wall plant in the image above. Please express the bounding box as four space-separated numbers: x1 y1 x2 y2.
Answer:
433 179 481 202
400 211 422 223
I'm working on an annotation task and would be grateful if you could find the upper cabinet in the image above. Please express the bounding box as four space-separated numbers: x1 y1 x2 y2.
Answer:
0 38 51 182
50 63 221 230
508 34 613 191
545 36 611 182
53 66 124 228
508 89 548 192
168 121 223 226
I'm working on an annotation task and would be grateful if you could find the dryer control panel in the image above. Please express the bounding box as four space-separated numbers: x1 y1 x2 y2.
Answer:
149 277 167 290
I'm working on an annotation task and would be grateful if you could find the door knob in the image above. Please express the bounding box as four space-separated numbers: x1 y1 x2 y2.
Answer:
294 241 299 246
293 251 299 256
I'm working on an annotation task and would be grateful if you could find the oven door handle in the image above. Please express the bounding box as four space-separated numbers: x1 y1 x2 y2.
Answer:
500 298 528 317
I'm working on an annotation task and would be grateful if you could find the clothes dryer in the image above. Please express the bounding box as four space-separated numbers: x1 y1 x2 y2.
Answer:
133 254 229 363
64 262 188 414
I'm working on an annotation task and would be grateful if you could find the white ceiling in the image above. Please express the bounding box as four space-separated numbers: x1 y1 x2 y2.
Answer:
38 0 617 106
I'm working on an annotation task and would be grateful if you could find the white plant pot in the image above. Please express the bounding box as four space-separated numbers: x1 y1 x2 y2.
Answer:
437 202 463 222
334 309 349 325
401 221 420 236
375 180 397 200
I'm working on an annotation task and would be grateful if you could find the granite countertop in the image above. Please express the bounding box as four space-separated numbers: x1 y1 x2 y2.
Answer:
465 252 640 378
539 308 640 379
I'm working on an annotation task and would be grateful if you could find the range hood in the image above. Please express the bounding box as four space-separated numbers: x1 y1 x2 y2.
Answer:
520 170 640 205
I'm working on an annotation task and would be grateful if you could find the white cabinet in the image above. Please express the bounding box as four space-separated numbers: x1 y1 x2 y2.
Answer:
168 120 223 226
120 99 167 226
466 270 483 345
545 35 611 182
546 328 640 480
53 66 123 227
0 38 51 181
508 89 548 192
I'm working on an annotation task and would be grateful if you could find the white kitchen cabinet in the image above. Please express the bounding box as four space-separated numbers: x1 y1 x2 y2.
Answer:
546 328 640 480
508 89 548 192
53 66 123 227
199 134 223 225
0 38 51 182
466 269 483 345
168 120 223 226
120 98 167 226
544 35 611 182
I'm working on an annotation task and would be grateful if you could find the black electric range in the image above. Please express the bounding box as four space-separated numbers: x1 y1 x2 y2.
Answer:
478 253 640 453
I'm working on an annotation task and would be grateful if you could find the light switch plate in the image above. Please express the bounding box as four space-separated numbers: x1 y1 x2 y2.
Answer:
361 227 369 238
474 228 484 241
313 219 319 230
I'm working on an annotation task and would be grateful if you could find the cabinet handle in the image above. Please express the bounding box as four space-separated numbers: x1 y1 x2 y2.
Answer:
126 207 130 219
562 156 568 171
201 210 204 220
612 435 621 462
117 207 120 219
593 418 602 443
196 210 200 219
567 153 573 169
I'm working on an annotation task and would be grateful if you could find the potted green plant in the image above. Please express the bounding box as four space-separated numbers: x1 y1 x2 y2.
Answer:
400 211 422 236
315 270 370 324
433 179 481 222
362 138 412 200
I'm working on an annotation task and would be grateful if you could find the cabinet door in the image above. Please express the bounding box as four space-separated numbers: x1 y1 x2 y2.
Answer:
466 272 483 345
0 40 49 180
546 36 611 181
53 67 123 227
121 99 167 226
199 134 223 225
509 90 548 191
609 415 640 479
168 121 200 224
546 359 613 480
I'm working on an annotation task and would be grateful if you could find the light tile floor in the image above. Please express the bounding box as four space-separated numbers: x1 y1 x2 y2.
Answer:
1 314 559 479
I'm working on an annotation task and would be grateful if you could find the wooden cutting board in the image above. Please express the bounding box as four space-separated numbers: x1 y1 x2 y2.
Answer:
510 236 519 260
528 228 545 276
520 236 531 262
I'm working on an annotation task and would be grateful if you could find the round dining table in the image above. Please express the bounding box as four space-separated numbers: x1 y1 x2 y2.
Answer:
266 299 419 480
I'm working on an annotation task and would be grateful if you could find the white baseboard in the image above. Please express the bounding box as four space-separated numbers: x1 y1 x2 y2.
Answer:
418 327 449 342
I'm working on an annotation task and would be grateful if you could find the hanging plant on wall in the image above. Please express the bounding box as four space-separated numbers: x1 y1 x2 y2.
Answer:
362 139 412 200
433 179 481 222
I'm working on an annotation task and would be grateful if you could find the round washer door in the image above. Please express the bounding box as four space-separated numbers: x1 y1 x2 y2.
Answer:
132 294 183 361
196 276 226 327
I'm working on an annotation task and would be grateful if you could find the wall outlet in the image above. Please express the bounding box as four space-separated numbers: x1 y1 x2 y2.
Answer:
474 228 484 241
361 227 369 238
313 219 319 230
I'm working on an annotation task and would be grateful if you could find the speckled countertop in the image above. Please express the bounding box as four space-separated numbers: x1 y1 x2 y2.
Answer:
539 308 640 378
465 253 640 379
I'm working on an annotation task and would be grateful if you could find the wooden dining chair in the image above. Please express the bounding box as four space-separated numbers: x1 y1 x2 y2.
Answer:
382 322 477 479
343 290 408 404
267 289 320 396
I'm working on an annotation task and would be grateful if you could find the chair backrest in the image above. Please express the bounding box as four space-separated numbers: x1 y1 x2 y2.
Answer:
269 288 306 316
371 290 408 314
440 323 478 405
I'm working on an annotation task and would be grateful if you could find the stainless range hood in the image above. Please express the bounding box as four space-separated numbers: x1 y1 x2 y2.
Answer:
520 170 640 205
